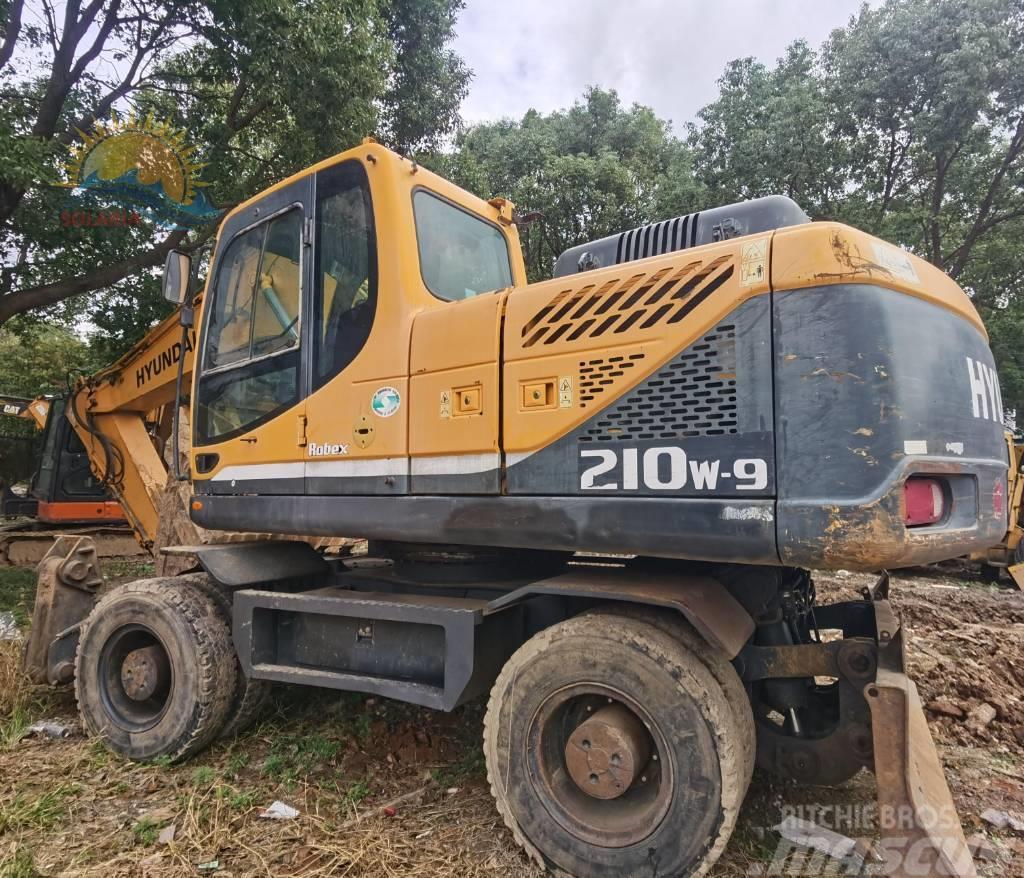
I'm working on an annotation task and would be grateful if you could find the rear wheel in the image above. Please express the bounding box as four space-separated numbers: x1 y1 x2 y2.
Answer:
180 573 274 738
588 604 756 789
75 580 235 761
484 612 744 877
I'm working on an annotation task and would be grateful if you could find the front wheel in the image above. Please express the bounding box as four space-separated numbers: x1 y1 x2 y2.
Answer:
74 580 236 761
484 612 745 877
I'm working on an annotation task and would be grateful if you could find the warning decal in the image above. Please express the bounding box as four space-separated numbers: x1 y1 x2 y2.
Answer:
559 376 573 408
740 238 768 287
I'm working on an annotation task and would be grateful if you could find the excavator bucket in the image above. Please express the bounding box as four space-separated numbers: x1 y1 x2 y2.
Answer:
22 536 102 685
866 580 977 878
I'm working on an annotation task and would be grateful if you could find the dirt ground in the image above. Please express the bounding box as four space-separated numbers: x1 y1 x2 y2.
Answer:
1 559 1022 877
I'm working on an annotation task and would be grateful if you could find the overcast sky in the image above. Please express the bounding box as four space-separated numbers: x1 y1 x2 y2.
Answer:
453 0 870 133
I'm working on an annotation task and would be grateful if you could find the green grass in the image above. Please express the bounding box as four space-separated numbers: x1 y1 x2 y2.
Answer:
260 731 344 789
343 779 371 807
130 817 161 846
214 785 257 811
192 765 216 786
0 700 32 749
0 566 36 628
101 559 154 583
431 746 486 788
0 844 39 878
0 784 79 833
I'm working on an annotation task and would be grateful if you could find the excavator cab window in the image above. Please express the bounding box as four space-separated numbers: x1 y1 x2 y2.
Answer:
196 207 303 442
314 161 376 389
413 190 511 302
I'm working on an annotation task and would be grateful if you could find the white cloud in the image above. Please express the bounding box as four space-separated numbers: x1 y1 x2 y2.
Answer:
454 0 869 132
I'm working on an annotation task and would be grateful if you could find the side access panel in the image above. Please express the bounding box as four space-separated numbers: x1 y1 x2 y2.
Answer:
233 587 523 710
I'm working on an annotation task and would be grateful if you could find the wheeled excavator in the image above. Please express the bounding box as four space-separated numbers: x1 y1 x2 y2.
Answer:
22 140 1009 877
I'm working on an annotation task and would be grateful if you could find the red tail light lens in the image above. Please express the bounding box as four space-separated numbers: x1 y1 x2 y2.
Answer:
904 477 946 527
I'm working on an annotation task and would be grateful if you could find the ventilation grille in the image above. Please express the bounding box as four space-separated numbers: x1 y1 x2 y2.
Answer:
579 353 646 405
579 324 738 442
522 257 735 348
615 212 700 265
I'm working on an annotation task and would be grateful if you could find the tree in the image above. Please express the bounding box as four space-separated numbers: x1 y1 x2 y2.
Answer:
689 0 1024 413
0 324 98 484
690 42 844 216
0 0 469 331
442 87 704 282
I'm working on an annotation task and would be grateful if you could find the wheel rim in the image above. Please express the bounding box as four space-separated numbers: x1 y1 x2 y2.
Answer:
527 683 673 848
97 624 173 731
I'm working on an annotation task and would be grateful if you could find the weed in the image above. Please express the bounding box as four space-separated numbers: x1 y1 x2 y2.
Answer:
431 746 486 788
261 753 286 778
261 732 342 788
0 567 36 628
353 711 373 742
101 560 155 582
192 765 216 786
0 784 78 832
215 785 257 811
131 817 161 846
343 779 370 807
225 750 250 777
0 844 39 878
0 700 31 749
149 754 175 770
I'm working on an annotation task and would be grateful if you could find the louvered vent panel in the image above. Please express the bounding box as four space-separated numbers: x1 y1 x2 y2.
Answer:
579 324 739 442
615 212 700 265
579 353 646 405
522 257 734 348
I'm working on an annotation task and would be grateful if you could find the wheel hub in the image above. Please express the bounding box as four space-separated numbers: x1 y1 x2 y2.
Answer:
565 704 651 799
120 645 170 701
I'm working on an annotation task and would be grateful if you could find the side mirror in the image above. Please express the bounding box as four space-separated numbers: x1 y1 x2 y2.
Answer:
162 250 191 305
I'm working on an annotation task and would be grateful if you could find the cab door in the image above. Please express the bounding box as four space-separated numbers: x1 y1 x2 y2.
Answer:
191 176 312 495
302 159 410 496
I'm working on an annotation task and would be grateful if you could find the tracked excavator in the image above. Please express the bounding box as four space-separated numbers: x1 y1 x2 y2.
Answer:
1 393 133 564
23 140 1008 876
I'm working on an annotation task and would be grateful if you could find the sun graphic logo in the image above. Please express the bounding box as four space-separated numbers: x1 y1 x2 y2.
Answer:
60 111 222 230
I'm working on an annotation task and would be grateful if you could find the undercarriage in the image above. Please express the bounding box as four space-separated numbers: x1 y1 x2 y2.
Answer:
24 537 976 876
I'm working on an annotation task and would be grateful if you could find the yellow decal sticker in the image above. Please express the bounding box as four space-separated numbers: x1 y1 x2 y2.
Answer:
559 375 573 409
740 238 768 287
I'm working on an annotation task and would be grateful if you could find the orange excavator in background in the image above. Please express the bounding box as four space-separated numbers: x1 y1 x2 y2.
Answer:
0 310 195 566
1 392 125 525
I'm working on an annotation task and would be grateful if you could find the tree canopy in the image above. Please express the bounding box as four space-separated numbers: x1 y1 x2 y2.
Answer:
0 0 469 329
3 0 1024 415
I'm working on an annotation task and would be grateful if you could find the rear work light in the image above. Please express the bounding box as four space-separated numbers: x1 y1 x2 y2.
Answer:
904 477 947 527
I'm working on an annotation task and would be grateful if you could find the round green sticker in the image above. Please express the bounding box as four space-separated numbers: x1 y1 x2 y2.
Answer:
371 386 401 417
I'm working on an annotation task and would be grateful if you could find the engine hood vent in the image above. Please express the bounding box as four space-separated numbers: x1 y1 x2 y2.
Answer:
553 195 810 278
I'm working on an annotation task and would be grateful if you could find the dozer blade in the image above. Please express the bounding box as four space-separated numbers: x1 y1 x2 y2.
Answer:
22 536 102 685
867 662 977 877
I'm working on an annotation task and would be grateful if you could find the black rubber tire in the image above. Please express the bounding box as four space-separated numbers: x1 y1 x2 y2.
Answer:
587 604 756 790
177 573 274 738
74 579 235 761
980 564 1002 584
484 612 743 878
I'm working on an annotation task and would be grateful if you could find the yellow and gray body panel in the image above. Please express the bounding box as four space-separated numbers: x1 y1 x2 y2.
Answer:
190 144 1007 571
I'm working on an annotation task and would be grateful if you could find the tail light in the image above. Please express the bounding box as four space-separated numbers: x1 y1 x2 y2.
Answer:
904 477 946 527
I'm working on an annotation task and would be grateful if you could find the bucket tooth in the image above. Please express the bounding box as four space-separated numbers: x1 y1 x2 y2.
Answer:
867 666 977 878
